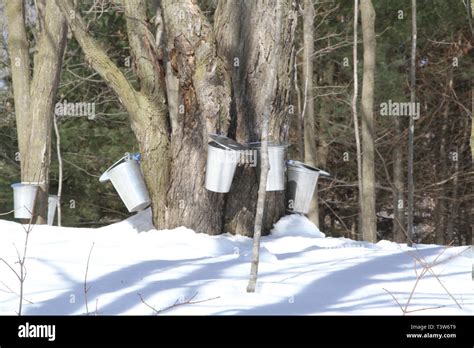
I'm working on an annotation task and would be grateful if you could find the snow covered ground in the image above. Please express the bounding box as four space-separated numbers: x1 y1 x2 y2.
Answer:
0 210 472 315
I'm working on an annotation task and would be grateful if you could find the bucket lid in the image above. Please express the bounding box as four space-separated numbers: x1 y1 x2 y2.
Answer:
209 134 247 151
247 141 290 148
99 154 138 182
287 160 330 177
10 182 40 188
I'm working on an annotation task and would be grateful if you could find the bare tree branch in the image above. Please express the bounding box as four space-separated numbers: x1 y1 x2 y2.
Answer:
56 0 141 126
84 242 95 315
138 292 220 315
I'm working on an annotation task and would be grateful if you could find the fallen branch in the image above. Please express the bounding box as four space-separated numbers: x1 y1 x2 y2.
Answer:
384 288 446 314
382 288 404 313
384 241 466 315
0 281 34 304
407 247 465 310
0 209 15 216
138 292 220 315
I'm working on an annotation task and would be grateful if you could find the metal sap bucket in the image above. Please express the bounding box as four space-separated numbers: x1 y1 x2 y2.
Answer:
248 142 289 191
11 183 39 219
205 134 247 193
286 160 330 214
99 154 151 212
48 195 58 226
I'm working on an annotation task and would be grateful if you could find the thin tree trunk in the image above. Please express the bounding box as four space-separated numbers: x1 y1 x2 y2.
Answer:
435 100 450 245
407 0 417 246
302 0 319 227
53 114 62 226
7 0 67 224
469 3 473 248
446 112 469 244
314 62 333 229
215 0 297 236
471 86 473 164
352 0 363 241
434 196 446 245
360 0 377 243
247 112 270 293
467 1 474 163
5 0 31 177
28 0 67 224
317 61 333 169
446 154 459 243
247 0 282 291
392 116 405 242
467 1 474 167
294 54 304 161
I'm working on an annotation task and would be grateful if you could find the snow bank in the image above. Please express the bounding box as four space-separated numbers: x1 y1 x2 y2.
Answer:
0 211 472 316
271 214 325 238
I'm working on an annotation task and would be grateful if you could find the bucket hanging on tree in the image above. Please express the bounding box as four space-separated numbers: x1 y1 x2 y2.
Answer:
99 153 151 212
205 134 247 193
286 160 330 214
11 183 39 219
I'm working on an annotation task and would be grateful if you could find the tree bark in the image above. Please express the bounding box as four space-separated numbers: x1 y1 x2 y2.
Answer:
7 0 67 223
360 0 377 243
160 0 232 234
28 0 68 224
215 0 297 236
352 0 363 240
446 153 459 243
434 196 446 245
5 0 31 177
471 86 474 164
435 100 449 245
446 111 469 244
314 61 332 228
317 61 333 169
407 0 417 246
302 0 319 227
392 116 405 242
294 52 305 161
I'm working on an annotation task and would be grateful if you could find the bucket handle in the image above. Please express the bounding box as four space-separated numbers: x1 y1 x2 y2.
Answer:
99 154 132 182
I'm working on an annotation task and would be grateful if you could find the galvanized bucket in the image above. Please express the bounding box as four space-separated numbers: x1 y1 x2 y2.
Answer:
11 183 39 219
286 160 330 214
48 195 58 226
99 154 151 212
248 142 289 191
205 134 246 193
